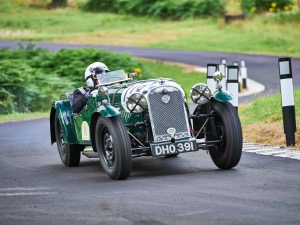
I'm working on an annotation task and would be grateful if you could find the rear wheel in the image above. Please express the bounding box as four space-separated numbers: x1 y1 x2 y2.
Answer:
54 114 82 167
207 101 242 169
95 116 132 180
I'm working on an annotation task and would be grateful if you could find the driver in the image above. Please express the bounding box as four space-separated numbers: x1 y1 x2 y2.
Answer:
71 62 110 113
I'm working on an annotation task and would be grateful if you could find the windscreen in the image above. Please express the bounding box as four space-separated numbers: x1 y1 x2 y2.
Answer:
96 70 128 84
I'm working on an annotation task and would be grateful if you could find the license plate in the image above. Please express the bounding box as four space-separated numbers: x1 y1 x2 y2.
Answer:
150 139 198 157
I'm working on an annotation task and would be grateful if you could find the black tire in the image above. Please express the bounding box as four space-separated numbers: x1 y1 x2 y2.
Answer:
95 116 132 180
208 101 243 169
54 114 82 167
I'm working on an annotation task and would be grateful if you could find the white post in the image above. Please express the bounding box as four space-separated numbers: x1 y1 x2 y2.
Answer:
207 64 218 91
227 65 239 110
278 57 296 146
240 59 248 89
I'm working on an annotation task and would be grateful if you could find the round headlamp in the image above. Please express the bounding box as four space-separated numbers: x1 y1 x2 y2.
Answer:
190 83 211 105
126 93 148 114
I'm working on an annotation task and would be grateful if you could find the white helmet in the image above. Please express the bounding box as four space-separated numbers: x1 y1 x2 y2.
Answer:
84 62 110 87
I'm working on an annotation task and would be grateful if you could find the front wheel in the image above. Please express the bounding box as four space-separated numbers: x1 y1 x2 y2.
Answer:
54 114 83 167
207 101 243 169
95 116 132 180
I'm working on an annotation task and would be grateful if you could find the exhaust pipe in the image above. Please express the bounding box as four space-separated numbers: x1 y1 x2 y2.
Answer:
82 147 98 158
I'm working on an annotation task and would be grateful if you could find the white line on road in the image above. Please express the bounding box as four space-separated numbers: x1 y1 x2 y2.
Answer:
0 192 58 197
0 187 57 197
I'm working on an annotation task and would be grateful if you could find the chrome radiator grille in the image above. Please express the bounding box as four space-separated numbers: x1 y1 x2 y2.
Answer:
148 89 190 142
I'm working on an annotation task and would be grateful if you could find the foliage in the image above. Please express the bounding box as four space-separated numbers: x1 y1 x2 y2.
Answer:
83 0 224 19
265 9 300 23
0 59 72 114
241 0 295 14
0 44 148 114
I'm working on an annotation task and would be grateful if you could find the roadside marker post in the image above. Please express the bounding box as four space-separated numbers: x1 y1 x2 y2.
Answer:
207 64 218 91
233 62 241 92
220 58 227 65
278 57 296 146
240 59 248 89
227 65 239 110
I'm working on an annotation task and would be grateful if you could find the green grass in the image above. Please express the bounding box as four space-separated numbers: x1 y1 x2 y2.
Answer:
0 4 299 57
239 90 300 148
239 89 300 125
0 111 48 123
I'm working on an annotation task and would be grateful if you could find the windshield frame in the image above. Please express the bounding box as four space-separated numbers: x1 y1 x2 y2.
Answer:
96 69 130 85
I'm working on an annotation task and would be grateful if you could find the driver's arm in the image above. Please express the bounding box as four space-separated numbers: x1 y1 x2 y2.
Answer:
71 88 89 113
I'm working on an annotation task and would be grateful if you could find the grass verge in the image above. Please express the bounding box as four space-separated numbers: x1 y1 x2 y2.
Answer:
0 6 299 57
239 90 300 149
0 111 48 123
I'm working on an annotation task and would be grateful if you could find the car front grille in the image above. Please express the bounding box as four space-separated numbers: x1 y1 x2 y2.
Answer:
148 89 190 142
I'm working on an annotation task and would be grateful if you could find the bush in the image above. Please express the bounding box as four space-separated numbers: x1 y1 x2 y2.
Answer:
83 0 224 19
270 10 300 23
241 0 295 14
0 45 148 114
0 59 73 114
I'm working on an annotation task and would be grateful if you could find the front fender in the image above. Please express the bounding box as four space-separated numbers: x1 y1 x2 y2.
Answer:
96 104 120 117
50 100 78 145
89 104 120 152
212 90 233 102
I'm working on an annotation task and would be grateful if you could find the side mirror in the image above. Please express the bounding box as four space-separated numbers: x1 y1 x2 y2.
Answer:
128 72 139 78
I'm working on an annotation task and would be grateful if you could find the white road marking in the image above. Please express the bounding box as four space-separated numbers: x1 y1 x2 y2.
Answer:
243 143 300 160
0 187 57 197
0 192 57 197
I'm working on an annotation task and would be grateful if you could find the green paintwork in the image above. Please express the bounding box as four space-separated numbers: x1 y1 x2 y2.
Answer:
53 100 79 144
212 90 233 102
52 82 144 145
96 104 120 117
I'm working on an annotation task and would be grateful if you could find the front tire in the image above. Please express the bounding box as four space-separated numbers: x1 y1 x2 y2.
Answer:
207 101 243 169
95 116 132 180
54 114 82 167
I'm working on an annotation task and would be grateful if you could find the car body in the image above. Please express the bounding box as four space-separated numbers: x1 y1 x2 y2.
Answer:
50 69 243 179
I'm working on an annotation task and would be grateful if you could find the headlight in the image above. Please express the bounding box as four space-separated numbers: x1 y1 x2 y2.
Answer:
126 93 148 113
190 83 211 105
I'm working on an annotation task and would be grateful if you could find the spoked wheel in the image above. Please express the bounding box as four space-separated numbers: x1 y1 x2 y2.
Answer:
207 101 243 169
54 114 82 167
95 116 132 180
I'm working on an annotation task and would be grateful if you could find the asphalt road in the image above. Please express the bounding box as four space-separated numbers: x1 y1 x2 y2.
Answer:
1 119 300 225
1 41 300 103
1 41 300 225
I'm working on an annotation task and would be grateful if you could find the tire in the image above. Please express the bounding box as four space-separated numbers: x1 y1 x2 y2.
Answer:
208 101 243 169
54 114 82 167
95 116 132 180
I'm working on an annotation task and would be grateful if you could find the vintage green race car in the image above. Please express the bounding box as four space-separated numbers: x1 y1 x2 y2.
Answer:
50 70 242 180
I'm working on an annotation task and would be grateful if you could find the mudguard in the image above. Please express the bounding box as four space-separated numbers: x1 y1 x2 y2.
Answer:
50 100 78 145
212 90 233 102
96 104 120 117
